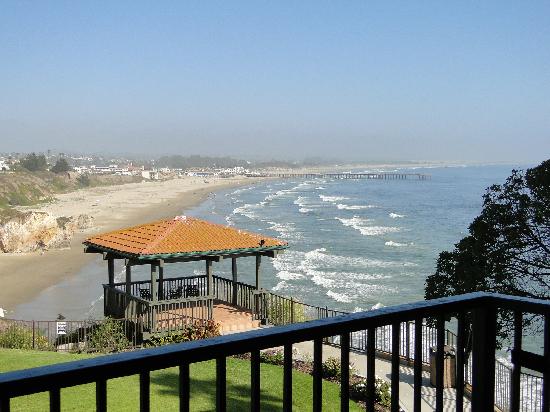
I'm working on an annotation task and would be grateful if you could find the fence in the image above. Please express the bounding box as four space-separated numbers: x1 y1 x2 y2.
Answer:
1 276 545 411
211 277 544 412
1 292 548 412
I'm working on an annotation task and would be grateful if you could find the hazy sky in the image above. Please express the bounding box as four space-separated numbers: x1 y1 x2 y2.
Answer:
1 1 549 162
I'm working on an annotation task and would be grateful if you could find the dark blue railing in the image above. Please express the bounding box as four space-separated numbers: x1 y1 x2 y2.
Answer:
0 292 548 412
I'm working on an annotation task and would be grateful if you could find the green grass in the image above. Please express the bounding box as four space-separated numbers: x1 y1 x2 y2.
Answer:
0 349 362 411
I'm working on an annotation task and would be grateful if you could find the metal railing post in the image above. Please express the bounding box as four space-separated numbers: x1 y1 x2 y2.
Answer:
471 305 497 411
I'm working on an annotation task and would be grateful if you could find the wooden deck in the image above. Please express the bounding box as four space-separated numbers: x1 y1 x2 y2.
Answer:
155 301 261 335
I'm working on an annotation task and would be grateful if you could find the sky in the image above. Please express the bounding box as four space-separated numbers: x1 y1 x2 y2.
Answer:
1 1 549 162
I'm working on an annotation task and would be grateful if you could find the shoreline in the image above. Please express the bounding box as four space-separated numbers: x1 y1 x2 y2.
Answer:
0 176 261 312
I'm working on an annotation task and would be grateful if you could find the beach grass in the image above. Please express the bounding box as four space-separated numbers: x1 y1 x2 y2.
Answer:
0 349 362 411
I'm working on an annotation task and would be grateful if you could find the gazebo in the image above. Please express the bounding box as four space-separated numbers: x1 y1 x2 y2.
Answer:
83 216 288 337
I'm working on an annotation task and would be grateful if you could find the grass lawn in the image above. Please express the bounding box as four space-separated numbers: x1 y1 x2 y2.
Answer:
0 349 363 411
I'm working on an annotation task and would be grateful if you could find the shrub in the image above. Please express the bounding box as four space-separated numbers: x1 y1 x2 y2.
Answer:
145 320 220 347
268 297 307 325
260 349 284 365
88 318 131 353
322 356 343 380
349 376 391 407
77 174 91 187
20 153 48 172
0 324 51 350
50 158 71 173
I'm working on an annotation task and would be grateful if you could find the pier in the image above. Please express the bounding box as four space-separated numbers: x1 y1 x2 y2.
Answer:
247 172 431 180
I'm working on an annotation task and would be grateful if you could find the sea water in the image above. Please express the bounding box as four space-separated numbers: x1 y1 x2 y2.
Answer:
185 164 527 312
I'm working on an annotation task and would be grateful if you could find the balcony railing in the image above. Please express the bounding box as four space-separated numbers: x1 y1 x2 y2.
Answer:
0 292 548 412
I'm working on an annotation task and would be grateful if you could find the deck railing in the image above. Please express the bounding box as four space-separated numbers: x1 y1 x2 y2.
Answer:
1 293 547 412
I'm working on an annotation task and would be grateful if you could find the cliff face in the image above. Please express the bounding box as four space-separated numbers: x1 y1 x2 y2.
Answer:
0 211 94 253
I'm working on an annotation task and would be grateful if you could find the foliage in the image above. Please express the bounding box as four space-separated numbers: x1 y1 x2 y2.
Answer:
259 349 284 365
145 321 220 347
0 325 51 350
50 158 71 173
321 356 356 381
425 160 550 341
268 297 307 325
88 318 131 353
349 376 391 407
77 173 91 187
20 153 48 172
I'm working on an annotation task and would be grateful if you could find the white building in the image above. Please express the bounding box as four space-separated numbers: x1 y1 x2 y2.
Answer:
0 160 10 171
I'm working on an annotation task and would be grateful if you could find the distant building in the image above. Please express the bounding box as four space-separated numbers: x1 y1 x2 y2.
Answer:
0 159 10 171
141 170 160 180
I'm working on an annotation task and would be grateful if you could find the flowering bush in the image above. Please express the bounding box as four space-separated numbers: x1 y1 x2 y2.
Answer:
145 320 220 347
260 349 284 365
349 375 391 407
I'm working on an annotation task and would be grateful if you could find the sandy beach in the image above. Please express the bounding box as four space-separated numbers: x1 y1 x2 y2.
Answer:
0 176 259 312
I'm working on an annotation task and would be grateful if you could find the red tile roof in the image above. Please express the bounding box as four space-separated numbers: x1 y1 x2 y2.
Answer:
83 216 288 259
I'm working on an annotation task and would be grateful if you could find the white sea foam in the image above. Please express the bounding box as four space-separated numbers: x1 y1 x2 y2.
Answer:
326 290 352 303
267 221 301 240
336 204 375 210
225 215 234 226
385 241 408 247
231 187 253 195
335 216 399 236
233 203 262 219
293 196 308 207
371 302 385 310
319 195 349 202
299 208 313 213
389 212 405 218
304 247 415 268
272 281 288 292
316 186 326 190
276 271 304 281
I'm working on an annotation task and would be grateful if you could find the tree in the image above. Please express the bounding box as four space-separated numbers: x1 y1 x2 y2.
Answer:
20 153 48 172
425 160 550 342
50 158 71 173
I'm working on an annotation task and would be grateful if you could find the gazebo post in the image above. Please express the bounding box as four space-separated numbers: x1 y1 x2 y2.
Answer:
255 255 261 290
125 265 132 295
158 260 164 300
151 264 158 302
206 260 213 320
206 260 213 296
107 257 115 287
232 258 238 305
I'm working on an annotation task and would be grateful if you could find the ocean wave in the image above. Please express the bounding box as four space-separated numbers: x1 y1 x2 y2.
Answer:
335 216 399 236
319 194 349 202
326 290 352 303
336 204 375 210
299 208 314 213
371 302 385 310
225 215 234 226
231 186 253 195
276 271 304 281
316 186 326 190
272 281 288 292
233 203 263 219
304 247 415 268
293 196 308 207
389 212 405 218
267 221 302 240
385 241 408 247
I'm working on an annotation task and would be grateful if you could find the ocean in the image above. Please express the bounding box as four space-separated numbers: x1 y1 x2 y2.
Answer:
185 164 525 312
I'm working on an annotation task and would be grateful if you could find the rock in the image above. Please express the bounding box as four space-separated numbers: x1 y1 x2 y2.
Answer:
0 211 94 253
